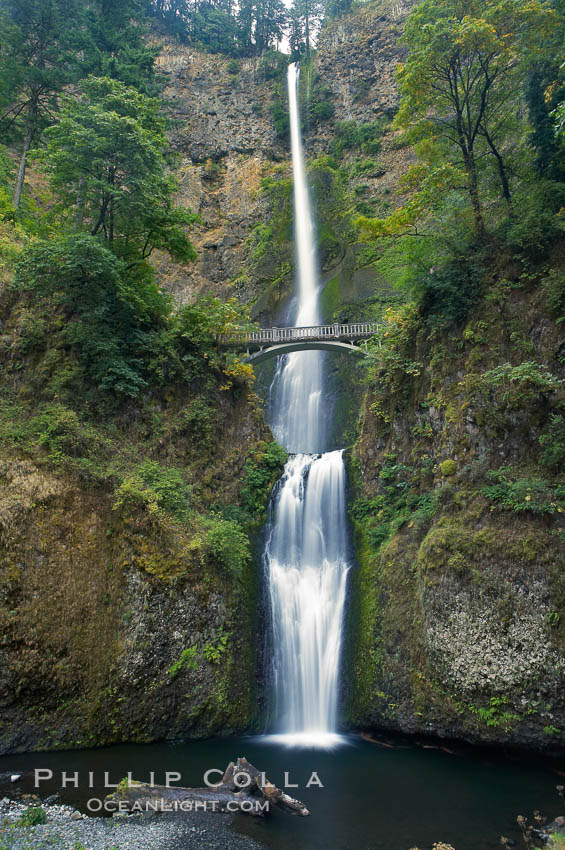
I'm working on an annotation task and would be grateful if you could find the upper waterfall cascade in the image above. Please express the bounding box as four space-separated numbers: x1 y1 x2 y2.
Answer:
264 63 350 747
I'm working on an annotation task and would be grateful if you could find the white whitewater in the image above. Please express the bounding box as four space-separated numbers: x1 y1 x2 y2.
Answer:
265 63 349 747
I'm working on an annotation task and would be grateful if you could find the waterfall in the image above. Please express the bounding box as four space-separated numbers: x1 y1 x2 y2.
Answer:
264 63 349 747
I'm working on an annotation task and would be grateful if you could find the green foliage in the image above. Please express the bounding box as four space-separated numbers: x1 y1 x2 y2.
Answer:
351 457 439 555
0 0 85 206
364 305 423 423
331 118 390 158
482 467 565 516
13 234 253 406
350 158 381 178
543 268 565 322
475 362 562 408
203 627 229 663
227 59 240 74
16 806 47 827
114 461 191 520
539 415 565 471
502 181 565 259
309 99 334 122
397 0 556 236
41 76 197 266
258 49 288 80
15 235 168 401
85 0 162 95
248 176 292 274
169 646 198 678
440 459 456 477
177 397 217 443
304 72 334 125
270 90 290 139
27 404 104 465
418 253 486 326
205 516 251 579
147 0 286 55
471 696 519 730
240 440 288 518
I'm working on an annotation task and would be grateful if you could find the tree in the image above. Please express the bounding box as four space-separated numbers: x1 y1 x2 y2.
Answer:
288 0 323 59
146 0 191 43
396 0 556 236
85 0 163 94
0 0 83 207
253 0 287 52
41 76 197 267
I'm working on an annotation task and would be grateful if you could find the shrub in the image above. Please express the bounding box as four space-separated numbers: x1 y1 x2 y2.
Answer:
203 628 228 663
543 268 565 322
539 414 565 470
270 97 289 139
417 253 484 326
226 59 239 74
113 461 191 520
440 459 456 477
310 100 334 123
476 362 562 408
350 158 381 177
258 50 287 81
178 397 217 443
206 516 250 578
15 235 168 401
503 180 565 259
482 467 565 515
17 806 47 826
241 440 287 518
333 118 390 153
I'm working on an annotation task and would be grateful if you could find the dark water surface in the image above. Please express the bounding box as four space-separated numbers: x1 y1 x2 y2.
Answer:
1 734 563 850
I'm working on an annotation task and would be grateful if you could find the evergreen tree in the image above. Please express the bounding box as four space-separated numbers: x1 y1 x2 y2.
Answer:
85 0 162 94
41 77 196 266
0 0 84 207
253 0 287 52
288 0 323 59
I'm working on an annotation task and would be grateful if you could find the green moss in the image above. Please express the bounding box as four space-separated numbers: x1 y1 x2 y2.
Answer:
169 646 198 678
320 275 341 320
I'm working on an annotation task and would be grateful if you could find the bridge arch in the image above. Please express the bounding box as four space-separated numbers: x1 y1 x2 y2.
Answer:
244 340 368 364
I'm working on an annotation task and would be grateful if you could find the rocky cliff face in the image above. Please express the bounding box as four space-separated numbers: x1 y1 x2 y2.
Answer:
0 398 278 755
347 253 565 752
150 45 291 316
0 271 284 753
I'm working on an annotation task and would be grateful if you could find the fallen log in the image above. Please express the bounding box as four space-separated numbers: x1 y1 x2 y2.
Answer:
106 757 310 818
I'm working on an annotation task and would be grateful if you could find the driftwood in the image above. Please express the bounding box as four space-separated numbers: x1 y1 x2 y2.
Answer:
106 757 310 818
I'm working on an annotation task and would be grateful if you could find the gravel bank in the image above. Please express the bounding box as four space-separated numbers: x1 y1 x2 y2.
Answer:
0 797 267 850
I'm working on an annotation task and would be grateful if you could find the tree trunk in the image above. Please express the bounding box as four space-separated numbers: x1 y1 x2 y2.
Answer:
74 177 86 232
13 115 35 209
482 129 512 206
453 89 486 239
106 758 310 818
460 146 485 238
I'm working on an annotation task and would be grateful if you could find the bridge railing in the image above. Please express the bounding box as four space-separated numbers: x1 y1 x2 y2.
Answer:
221 322 379 346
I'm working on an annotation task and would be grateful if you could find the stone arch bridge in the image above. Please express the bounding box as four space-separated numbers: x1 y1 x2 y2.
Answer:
221 323 379 365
